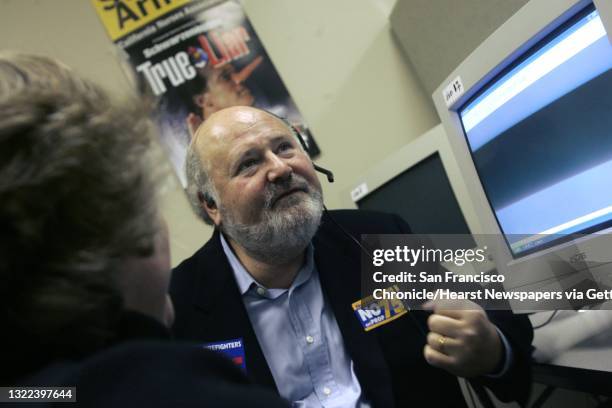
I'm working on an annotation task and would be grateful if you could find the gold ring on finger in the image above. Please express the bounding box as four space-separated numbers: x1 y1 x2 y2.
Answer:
438 336 446 351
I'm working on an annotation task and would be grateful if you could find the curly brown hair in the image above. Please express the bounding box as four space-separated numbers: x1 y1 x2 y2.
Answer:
0 53 168 378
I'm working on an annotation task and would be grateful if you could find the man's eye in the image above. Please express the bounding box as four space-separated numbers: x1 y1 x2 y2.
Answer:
237 159 257 173
277 142 294 154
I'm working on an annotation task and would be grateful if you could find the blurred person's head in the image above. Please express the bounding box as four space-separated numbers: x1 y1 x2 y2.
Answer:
0 53 172 377
184 106 323 264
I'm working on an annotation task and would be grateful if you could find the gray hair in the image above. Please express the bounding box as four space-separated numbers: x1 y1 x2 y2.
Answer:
185 142 217 225
0 52 168 373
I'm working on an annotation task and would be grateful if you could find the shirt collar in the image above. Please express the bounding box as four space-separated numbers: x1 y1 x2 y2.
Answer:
220 233 315 299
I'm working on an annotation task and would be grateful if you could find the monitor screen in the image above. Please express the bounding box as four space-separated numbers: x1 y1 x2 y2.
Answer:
458 4 612 258
357 153 476 250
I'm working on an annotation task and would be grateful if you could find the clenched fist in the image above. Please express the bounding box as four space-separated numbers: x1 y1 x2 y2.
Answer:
423 300 504 378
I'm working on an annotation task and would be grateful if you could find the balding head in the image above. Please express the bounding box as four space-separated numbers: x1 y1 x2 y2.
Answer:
184 105 323 263
193 106 296 166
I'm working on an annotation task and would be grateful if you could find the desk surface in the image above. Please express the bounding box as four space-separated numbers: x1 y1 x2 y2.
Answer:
533 364 612 396
529 310 612 395
530 309 612 371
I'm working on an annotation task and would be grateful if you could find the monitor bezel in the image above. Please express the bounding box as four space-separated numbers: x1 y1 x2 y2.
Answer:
432 0 612 296
456 3 607 259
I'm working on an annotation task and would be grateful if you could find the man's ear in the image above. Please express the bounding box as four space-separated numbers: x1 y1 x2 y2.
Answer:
198 191 221 225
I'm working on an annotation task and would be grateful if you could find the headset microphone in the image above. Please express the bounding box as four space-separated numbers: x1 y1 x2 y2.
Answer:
290 124 335 183
314 164 334 183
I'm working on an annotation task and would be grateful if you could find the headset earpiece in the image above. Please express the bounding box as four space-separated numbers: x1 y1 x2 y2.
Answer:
290 125 335 183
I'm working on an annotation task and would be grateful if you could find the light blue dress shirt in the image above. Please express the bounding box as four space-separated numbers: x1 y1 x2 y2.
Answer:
220 234 512 407
220 234 369 408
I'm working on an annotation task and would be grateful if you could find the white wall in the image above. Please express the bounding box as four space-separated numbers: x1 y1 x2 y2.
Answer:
241 0 439 210
0 0 439 266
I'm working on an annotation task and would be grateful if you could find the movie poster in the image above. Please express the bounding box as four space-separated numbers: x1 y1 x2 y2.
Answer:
91 0 320 184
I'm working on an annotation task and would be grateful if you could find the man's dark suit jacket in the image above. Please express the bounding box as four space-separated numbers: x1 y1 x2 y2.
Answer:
171 210 533 407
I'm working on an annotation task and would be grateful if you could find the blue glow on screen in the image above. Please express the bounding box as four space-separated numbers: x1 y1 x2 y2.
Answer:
458 7 612 256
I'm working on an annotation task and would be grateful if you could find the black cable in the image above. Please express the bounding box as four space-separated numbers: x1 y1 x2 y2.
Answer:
471 382 496 408
466 380 476 408
323 205 371 258
322 206 429 340
529 385 556 408
532 310 559 329
594 396 612 408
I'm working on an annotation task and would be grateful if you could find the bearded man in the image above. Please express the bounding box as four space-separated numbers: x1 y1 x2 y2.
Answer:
170 106 533 408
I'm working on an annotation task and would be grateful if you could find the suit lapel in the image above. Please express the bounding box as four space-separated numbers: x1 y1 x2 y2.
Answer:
189 222 396 405
192 231 277 391
313 231 396 408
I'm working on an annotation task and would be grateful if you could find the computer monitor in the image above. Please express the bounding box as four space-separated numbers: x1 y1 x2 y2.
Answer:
341 124 483 252
432 0 612 310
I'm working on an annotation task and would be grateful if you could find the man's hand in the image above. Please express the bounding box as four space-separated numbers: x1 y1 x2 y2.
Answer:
423 299 503 378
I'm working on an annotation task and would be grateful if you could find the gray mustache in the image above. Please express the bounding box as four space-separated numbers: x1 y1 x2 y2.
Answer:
263 175 310 209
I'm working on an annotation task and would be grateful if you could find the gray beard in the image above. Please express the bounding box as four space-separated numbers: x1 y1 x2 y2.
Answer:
219 179 324 265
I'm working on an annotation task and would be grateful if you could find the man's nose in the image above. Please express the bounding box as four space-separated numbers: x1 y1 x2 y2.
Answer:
266 153 292 183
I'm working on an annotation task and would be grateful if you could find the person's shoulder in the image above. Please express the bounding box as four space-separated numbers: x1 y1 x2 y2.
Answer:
82 340 247 381
170 244 205 301
171 231 223 288
321 209 410 235
21 341 288 407
79 341 289 407
21 340 242 383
